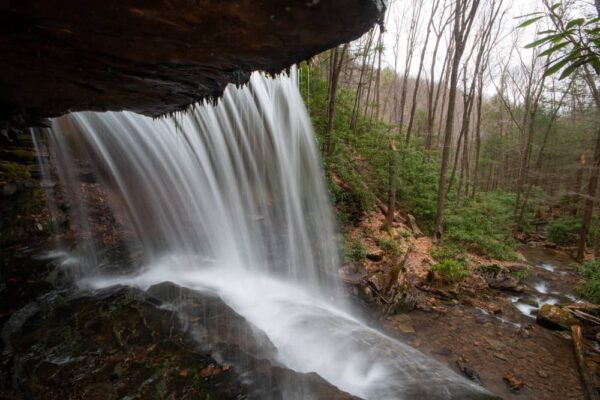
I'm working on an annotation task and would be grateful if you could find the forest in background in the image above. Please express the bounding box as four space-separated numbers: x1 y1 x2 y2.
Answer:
298 0 600 303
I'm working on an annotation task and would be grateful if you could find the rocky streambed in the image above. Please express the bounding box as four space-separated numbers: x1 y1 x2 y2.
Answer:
511 247 586 323
377 244 599 400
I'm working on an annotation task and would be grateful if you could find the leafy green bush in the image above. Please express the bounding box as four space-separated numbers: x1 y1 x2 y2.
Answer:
444 191 518 260
432 244 466 263
576 259 600 304
327 147 375 223
512 268 531 283
546 216 595 246
379 237 402 257
0 161 31 180
350 237 367 261
432 258 469 284
339 235 367 262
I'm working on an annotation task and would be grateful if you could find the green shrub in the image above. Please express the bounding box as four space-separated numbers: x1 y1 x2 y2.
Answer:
444 191 518 261
432 244 466 263
0 161 31 180
432 258 469 284
379 237 402 257
576 259 600 304
340 235 367 262
350 237 367 261
512 267 531 283
546 216 595 246
327 147 375 223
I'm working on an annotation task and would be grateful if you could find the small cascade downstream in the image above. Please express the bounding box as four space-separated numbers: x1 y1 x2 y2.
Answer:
34 71 495 399
511 247 584 320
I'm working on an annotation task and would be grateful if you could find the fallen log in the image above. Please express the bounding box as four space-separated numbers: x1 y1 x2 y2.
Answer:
572 324 600 400
407 214 424 237
566 303 600 312
569 309 600 326
365 280 392 304
384 257 407 295
415 282 456 300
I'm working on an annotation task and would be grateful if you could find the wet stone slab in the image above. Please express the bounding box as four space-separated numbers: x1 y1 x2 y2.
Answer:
0 282 359 400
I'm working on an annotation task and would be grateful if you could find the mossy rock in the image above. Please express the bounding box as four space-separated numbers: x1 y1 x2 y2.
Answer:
477 264 506 275
536 304 577 330
0 148 36 163
0 161 31 180
477 264 522 292
1 283 359 400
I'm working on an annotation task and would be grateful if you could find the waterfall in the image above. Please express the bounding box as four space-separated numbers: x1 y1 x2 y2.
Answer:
36 71 495 399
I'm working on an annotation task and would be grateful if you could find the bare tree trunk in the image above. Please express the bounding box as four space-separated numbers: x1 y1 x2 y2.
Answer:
514 89 544 226
456 111 471 206
405 0 440 146
426 34 452 152
447 66 472 195
425 2 453 152
374 28 384 123
324 44 349 157
471 71 484 198
453 0 506 203
364 32 379 121
514 111 538 227
385 10 403 227
577 129 600 261
434 0 481 242
595 206 600 259
350 29 375 132
396 2 424 139
386 139 398 226
518 80 571 226
573 153 587 216
434 48 454 151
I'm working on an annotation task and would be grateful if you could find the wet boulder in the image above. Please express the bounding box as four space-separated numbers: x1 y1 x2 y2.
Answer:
1 286 249 399
478 264 522 292
0 283 359 400
339 261 368 286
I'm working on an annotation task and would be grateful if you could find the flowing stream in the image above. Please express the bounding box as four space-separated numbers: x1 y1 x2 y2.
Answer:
35 71 494 399
512 246 583 320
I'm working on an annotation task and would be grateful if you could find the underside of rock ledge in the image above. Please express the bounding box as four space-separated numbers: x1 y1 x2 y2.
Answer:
0 0 385 129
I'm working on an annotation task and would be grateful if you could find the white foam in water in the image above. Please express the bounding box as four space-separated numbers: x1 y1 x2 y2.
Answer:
514 302 537 318
566 294 585 304
566 294 578 302
540 263 555 272
88 256 487 399
476 307 521 329
40 71 492 399
534 282 548 294
32 249 69 260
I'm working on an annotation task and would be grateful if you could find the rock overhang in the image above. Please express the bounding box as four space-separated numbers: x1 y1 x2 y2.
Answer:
0 0 386 129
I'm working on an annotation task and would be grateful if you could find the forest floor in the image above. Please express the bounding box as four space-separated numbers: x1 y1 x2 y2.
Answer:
341 211 600 399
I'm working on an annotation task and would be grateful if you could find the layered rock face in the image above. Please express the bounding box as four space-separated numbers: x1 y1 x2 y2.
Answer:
0 0 384 128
